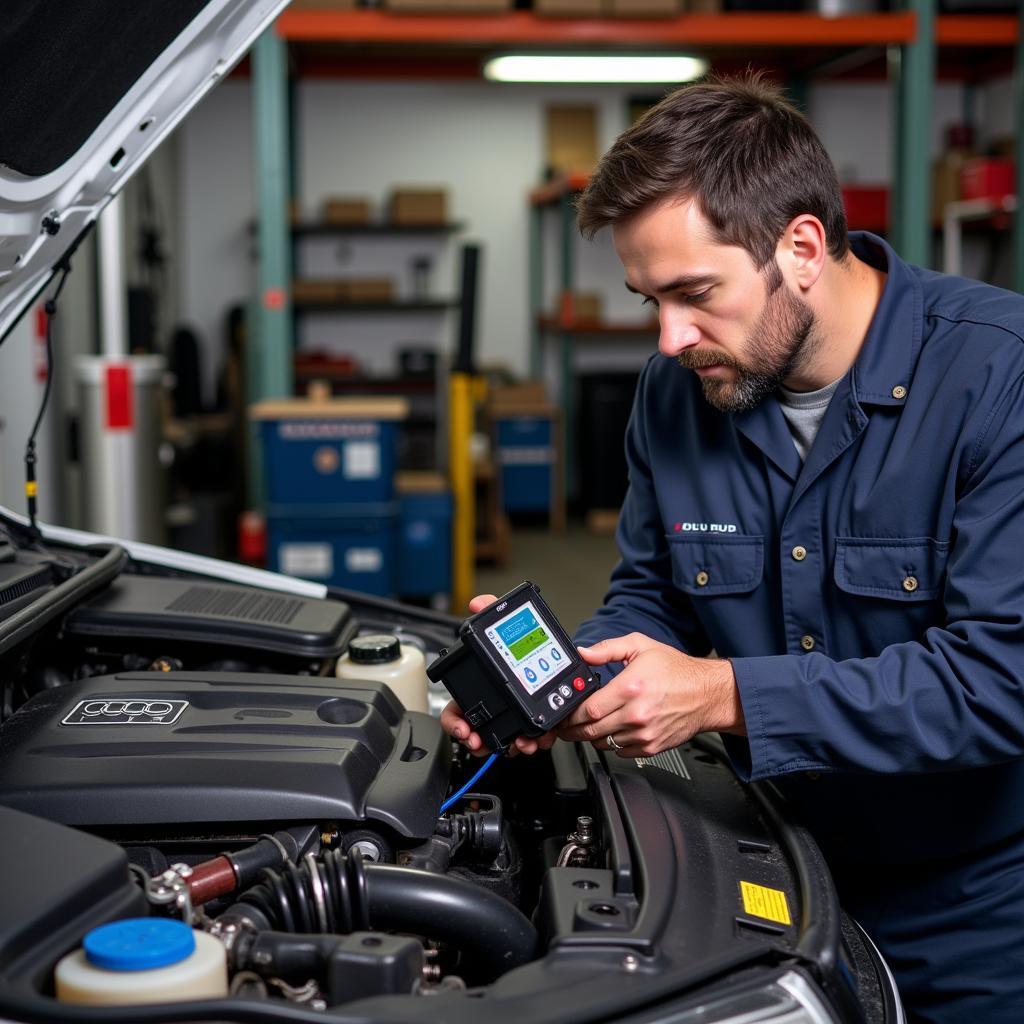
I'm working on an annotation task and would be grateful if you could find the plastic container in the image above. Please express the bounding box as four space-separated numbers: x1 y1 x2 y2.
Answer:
267 502 398 596
55 918 227 1006
398 490 452 598
495 415 555 514
336 634 429 714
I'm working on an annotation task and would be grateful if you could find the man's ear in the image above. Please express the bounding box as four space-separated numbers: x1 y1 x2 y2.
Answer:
776 215 827 293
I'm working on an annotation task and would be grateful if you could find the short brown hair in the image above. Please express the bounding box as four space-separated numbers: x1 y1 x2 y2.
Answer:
576 73 849 269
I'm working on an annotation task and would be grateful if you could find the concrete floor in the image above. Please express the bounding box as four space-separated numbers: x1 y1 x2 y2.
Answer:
475 523 621 634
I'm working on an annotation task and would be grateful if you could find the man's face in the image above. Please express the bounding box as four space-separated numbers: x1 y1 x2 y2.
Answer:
613 198 818 412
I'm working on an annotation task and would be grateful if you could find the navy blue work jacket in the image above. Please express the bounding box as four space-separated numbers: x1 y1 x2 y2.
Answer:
575 233 1024 871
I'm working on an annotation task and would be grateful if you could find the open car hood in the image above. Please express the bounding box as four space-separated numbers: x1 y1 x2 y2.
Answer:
0 0 290 342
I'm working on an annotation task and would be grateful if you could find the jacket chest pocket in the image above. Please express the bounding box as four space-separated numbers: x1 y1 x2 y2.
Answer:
666 534 764 596
834 537 950 601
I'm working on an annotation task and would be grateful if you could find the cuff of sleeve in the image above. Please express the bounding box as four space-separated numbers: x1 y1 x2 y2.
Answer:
730 655 831 782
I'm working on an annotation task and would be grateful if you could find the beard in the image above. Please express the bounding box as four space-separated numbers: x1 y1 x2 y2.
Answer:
677 276 818 414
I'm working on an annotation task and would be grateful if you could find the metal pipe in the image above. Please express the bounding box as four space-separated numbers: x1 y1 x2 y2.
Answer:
97 195 128 359
891 0 936 266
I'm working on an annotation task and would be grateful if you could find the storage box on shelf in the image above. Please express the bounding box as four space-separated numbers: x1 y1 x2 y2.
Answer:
250 396 409 595
487 383 565 532
388 189 449 226
266 502 399 596
396 471 453 601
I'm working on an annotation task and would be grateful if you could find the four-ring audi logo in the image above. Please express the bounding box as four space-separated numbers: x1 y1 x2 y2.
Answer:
61 699 189 726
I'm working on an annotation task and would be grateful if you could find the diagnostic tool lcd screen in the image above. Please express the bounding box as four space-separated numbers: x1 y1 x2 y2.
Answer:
486 600 569 695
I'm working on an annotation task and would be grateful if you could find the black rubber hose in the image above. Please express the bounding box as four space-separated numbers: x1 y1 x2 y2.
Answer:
364 862 537 976
226 850 537 979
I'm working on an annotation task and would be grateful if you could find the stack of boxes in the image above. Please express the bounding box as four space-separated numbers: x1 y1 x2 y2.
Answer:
251 396 409 597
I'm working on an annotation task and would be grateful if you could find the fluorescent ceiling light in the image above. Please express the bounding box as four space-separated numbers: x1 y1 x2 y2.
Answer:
484 54 707 84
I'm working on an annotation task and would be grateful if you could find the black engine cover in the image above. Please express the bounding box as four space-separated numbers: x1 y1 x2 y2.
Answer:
0 672 449 839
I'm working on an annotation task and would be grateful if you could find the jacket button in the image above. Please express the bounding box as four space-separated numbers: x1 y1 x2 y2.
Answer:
800 635 815 651
791 545 807 561
903 575 919 593
695 571 709 587
891 385 908 400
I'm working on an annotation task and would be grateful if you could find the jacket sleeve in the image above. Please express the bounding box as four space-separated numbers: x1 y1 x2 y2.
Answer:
573 360 713 660
727 371 1024 782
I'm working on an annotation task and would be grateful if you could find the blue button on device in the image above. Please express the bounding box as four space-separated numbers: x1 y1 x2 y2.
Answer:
83 918 196 971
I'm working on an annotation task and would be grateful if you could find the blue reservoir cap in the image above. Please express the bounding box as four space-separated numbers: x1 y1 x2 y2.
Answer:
83 918 196 971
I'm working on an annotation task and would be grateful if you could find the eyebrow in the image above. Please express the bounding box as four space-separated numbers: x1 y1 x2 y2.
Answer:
625 274 718 295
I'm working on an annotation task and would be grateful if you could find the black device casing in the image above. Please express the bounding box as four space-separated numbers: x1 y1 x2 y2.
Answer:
427 582 600 751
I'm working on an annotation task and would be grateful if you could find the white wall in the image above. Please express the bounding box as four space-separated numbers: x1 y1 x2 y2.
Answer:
295 81 646 377
178 80 255 404
175 74 1016 390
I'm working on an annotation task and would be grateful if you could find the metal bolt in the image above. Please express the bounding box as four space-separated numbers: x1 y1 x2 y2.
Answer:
623 955 639 972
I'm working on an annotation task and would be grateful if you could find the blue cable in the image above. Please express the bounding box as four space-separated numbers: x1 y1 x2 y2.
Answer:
440 751 501 814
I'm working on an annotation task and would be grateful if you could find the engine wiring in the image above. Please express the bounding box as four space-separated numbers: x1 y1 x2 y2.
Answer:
24 257 73 538
440 751 501 815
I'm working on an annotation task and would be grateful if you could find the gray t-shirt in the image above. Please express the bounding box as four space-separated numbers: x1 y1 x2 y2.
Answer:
776 377 843 462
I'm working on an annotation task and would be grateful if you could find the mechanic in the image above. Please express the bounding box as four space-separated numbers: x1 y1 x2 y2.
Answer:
442 74 1024 1022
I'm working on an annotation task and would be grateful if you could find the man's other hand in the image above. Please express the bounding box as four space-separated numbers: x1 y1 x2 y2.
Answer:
438 593 558 756
556 633 745 758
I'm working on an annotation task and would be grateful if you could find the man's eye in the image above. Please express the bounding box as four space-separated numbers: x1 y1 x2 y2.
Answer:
686 290 712 304
641 296 659 309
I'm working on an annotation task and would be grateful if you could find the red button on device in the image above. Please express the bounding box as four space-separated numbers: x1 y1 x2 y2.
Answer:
572 677 585 691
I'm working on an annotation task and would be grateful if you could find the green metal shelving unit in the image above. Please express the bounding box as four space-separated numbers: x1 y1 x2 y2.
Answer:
253 7 1023 508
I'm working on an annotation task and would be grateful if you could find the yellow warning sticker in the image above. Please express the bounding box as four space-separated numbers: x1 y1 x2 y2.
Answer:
740 881 792 926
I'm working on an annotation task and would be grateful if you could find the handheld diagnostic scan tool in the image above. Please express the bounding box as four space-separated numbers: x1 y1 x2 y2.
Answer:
427 581 603 752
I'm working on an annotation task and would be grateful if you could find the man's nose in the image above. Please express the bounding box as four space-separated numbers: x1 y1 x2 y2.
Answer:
658 309 701 358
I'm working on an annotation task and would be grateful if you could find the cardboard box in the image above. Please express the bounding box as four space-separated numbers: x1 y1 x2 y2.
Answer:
385 0 510 10
289 0 357 8
559 291 602 323
488 381 552 413
535 0 604 15
323 198 372 225
337 278 395 303
389 189 448 225
610 0 679 14
545 106 599 175
291 279 395 304
292 279 343 304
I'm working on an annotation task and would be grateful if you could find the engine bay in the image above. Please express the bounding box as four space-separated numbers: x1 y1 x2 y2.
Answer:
0 527 891 1024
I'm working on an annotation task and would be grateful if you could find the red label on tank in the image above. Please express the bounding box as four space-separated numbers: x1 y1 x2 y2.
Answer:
106 365 134 430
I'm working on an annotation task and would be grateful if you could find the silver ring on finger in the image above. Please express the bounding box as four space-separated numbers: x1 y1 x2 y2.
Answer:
606 734 622 752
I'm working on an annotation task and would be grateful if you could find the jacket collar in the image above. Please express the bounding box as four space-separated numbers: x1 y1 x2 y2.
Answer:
847 231 923 408
732 232 919 481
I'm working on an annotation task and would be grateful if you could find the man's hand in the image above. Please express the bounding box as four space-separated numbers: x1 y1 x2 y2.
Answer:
556 633 744 758
438 593 559 757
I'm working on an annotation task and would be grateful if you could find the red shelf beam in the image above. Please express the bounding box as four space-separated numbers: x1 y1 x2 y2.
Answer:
276 11 918 48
